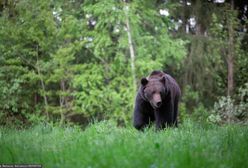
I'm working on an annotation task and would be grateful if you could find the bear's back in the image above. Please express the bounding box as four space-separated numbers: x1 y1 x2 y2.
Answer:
148 70 165 79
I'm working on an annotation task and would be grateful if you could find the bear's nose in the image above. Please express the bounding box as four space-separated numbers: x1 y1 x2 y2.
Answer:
156 101 162 107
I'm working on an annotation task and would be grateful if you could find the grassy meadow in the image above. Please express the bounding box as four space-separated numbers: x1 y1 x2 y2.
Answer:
0 121 248 168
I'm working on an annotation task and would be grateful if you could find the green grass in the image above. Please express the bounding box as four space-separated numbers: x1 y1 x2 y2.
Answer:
0 120 248 168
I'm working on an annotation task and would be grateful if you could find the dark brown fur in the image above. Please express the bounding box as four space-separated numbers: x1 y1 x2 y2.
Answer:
133 70 181 130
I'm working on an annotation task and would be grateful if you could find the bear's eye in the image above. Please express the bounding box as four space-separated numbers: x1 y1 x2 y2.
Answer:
144 92 152 98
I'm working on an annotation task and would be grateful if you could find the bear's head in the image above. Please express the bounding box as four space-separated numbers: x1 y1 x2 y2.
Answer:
141 77 167 109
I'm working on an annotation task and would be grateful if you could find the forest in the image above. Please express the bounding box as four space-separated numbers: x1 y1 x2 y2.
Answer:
0 0 248 167
0 0 247 126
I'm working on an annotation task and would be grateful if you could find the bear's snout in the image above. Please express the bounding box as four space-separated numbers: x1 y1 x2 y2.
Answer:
156 101 162 107
152 93 162 108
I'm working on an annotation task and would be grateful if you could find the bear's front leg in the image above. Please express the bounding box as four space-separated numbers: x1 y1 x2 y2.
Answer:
133 94 151 130
154 110 167 130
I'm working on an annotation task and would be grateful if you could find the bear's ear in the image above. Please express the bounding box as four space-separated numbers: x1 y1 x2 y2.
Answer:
141 77 148 86
160 76 166 84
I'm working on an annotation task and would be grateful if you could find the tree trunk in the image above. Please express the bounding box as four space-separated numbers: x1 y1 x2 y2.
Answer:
227 57 234 96
124 2 137 91
59 80 66 126
59 94 65 126
36 45 49 119
227 0 235 96
182 0 187 33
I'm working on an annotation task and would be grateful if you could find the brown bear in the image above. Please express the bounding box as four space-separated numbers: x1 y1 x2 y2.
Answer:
133 70 181 130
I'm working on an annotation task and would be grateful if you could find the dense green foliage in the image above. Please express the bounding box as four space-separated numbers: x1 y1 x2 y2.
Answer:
0 0 247 126
0 0 186 125
1 121 248 168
